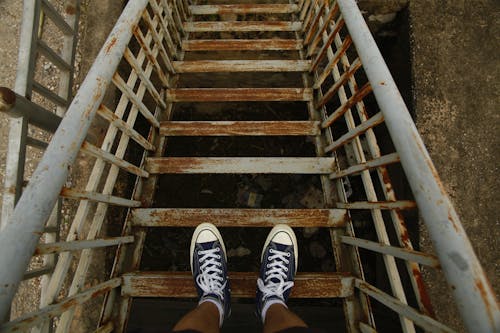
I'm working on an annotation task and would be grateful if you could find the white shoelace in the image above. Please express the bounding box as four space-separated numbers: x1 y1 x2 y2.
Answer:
257 248 294 300
196 247 227 300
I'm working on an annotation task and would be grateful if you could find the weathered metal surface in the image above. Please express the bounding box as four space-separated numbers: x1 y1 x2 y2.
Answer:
338 0 499 331
0 87 62 133
81 142 149 178
32 81 69 107
97 105 155 151
184 21 302 32
34 236 134 255
60 188 142 207
189 4 299 15
313 37 353 89
145 157 336 174
130 208 347 227
37 40 72 72
112 74 161 128
173 60 311 73
23 266 54 281
341 236 440 268
40 0 74 36
321 82 372 128
160 121 321 136
167 88 313 102
355 280 454 333
94 321 113 333
325 112 384 152
316 57 362 108
336 201 417 210
182 39 303 51
122 272 354 298
310 18 345 70
330 153 400 179
0 278 121 332
0 0 149 320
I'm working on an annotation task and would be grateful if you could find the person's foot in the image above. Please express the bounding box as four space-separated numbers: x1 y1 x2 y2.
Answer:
256 224 298 323
190 223 231 326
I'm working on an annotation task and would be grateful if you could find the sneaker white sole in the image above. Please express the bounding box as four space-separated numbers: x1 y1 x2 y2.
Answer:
190 222 227 273
261 224 298 271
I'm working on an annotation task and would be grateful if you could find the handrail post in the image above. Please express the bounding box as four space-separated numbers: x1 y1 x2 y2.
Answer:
336 0 500 332
0 0 149 321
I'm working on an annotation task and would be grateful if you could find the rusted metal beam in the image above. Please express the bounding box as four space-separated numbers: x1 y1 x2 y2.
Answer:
34 236 134 255
145 157 336 174
160 121 321 136
130 208 348 227
173 60 311 73
189 4 299 15
60 188 142 208
112 74 160 128
313 36 353 89
81 142 149 178
184 21 302 32
342 236 440 268
182 39 304 51
310 18 345 71
122 272 354 298
97 105 155 151
316 57 362 108
0 278 121 332
336 201 417 210
355 280 454 333
167 88 313 102
324 112 384 152
22 266 54 281
321 82 372 128
330 153 400 179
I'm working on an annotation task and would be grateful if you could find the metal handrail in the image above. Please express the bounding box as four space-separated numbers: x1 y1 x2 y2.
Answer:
336 1 499 331
0 0 150 320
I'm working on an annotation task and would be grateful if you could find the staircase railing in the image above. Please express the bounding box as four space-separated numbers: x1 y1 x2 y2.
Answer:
0 0 498 332
0 0 186 331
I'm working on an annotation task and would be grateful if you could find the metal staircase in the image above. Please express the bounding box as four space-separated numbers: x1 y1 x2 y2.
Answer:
0 0 498 332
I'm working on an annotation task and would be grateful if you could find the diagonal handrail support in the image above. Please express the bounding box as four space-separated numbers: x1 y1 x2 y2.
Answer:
0 0 150 321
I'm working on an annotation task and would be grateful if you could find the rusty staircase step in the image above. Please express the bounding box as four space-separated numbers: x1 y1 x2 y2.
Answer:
190 4 299 15
145 157 335 174
173 60 311 73
160 121 321 136
122 272 354 298
184 21 302 32
130 208 348 228
166 88 313 102
182 39 304 51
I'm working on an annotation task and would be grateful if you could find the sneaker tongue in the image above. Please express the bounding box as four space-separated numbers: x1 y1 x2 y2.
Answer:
198 241 218 251
270 241 290 253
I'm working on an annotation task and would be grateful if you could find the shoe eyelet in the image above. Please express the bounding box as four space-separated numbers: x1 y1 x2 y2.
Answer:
284 267 288 272
266 264 270 268
269 249 274 254
217 255 221 259
197 251 201 255
286 252 291 257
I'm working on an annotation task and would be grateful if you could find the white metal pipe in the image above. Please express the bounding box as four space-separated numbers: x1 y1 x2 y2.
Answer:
336 0 500 331
0 0 149 321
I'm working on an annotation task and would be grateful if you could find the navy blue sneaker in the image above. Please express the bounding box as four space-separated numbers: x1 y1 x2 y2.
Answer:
256 224 298 322
190 223 231 326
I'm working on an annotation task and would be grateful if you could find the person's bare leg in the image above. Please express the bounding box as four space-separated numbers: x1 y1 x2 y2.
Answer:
172 302 220 333
263 303 307 333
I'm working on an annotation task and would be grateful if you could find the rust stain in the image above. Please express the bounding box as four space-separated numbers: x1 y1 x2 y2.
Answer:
412 267 436 317
0 86 16 106
104 37 118 55
475 279 496 327
65 5 76 15
380 81 386 86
